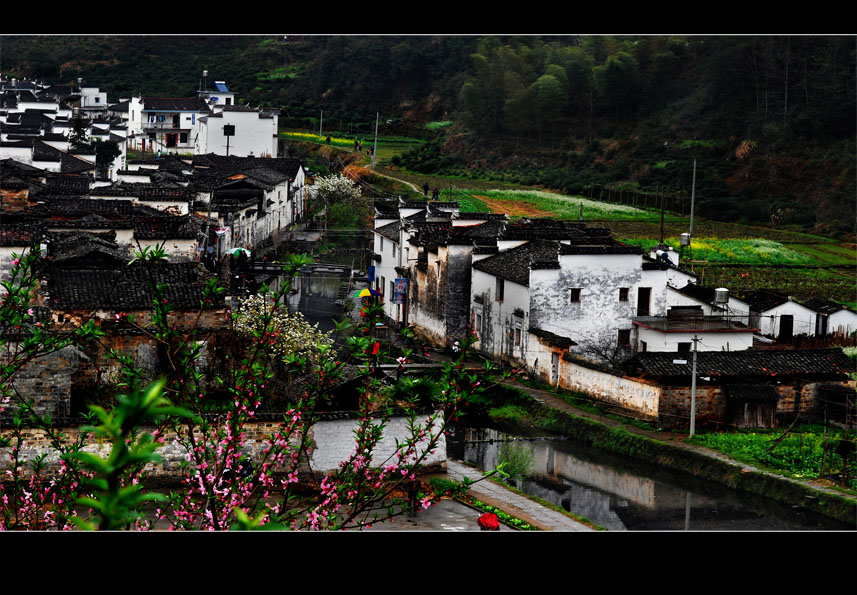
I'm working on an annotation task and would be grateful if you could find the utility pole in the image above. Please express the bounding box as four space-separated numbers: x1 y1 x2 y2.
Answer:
372 112 379 170
689 159 697 237
690 334 700 437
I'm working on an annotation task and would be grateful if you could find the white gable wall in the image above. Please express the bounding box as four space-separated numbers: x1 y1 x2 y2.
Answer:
197 111 277 158
471 269 530 363
756 300 817 338
635 326 754 352
530 253 642 354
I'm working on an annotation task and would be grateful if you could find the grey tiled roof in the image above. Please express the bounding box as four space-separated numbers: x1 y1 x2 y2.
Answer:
44 260 220 311
471 240 560 286
801 298 852 316
741 290 790 312
625 348 855 379
142 97 210 112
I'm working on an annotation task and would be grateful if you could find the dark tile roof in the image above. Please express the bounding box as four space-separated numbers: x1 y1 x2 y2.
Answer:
31 141 96 174
191 154 303 180
375 220 401 242
529 327 577 348
632 316 756 332
455 212 509 221
32 196 165 220
741 289 790 312
45 174 91 195
142 97 210 112
625 348 855 379
723 384 781 401
108 100 130 113
801 298 853 316
44 260 220 311
1 223 42 246
134 215 200 240
46 233 131 267
472 240 560 286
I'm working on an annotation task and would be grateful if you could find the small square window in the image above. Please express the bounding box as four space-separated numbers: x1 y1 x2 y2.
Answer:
677 342 691 353
569 288 581 302
618 329 631 347
619 287 629 301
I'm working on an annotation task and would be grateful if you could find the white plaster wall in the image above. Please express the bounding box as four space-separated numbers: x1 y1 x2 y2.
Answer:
530 253 641 351
525 335 563 385
0 146 34 163
471 268 530 361
309 413 446 473
561 360 661 420
757 301 817 337
829 309 857 336
635 327 754 352
373 231 401 322
199 111 277 158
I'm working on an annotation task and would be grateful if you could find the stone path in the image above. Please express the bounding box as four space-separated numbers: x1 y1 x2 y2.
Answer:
445 460 594 531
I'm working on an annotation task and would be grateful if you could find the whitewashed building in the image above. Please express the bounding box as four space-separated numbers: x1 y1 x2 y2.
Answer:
196 105 279 158
743 290 819 339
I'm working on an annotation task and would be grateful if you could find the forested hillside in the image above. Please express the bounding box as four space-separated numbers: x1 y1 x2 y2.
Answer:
2 34 854 236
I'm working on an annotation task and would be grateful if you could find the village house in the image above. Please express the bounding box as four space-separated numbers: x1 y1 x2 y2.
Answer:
742 289 820 340
802 298 857 337
196 105 279 158
620 348 855 429
126 96 210 155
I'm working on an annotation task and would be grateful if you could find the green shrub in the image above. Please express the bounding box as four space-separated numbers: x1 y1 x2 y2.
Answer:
497 440 535 483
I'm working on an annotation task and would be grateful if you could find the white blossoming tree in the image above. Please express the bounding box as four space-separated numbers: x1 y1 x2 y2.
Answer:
314 173 363 205
231 293 334 365
313 173 368 229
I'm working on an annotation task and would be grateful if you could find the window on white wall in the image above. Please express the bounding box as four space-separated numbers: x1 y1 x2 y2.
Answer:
495 278 504 302
569 288 582 302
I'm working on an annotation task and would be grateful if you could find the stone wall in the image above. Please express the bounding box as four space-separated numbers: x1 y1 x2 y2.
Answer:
657 385 723 428
0 345 82 419
1 412 447 482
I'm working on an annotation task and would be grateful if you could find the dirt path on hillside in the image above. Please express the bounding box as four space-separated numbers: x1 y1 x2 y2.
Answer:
473 195 557 218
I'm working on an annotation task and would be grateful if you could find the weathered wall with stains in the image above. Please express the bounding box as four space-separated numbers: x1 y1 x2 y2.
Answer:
529 253 640 355
471 269 529 363
410 249 446 346
559 357 662 421
444 244 474 344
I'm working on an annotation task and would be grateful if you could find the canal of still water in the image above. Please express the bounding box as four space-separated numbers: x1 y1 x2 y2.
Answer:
447 423 855 531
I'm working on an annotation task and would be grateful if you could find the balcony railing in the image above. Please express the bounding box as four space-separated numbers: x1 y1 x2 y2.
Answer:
142 122 188 131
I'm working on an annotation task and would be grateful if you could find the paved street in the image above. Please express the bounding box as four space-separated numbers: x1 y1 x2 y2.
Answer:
368 459 593 532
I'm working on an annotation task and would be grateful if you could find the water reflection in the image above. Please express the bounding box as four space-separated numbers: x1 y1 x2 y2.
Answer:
447 425 854 531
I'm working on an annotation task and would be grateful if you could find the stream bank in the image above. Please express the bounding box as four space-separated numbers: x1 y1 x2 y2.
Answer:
499 380 857 526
